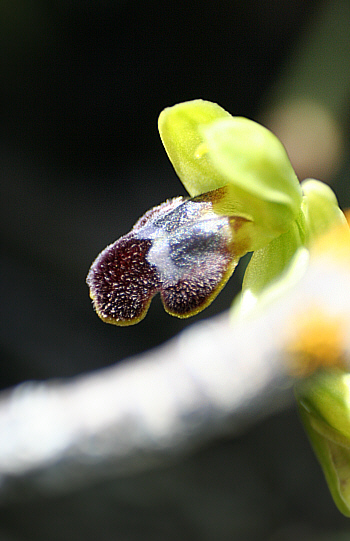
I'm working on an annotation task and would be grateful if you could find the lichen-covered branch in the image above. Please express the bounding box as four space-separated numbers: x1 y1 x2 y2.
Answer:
0 241 349 500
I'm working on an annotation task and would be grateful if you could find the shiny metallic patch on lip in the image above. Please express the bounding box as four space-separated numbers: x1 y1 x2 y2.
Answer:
87 189 241 326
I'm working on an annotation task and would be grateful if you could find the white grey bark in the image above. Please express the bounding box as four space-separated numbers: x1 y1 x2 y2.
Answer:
0 252 349 498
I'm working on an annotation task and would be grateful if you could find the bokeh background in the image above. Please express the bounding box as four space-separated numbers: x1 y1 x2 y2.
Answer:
1 1 350 539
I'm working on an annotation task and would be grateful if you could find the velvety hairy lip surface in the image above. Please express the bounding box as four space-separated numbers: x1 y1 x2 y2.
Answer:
87 189 240 326
87 235 160 325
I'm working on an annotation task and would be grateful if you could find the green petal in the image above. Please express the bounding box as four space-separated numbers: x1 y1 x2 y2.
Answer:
202 117 302 245
203 116 302 212
301 178 347 244
158 99 232 196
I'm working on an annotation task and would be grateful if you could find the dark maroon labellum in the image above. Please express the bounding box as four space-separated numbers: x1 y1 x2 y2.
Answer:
87 189 242 325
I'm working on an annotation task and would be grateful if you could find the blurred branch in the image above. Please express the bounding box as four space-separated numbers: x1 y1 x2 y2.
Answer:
0 239 350 501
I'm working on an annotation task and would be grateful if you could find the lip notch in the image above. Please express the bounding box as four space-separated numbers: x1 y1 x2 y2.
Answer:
87 190 245 326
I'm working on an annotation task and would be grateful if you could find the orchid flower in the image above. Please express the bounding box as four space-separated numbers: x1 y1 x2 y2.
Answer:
87 99 350 516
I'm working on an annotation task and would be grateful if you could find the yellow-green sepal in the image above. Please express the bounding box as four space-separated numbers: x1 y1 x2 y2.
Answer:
301 178 347 244
202 116 302 236
159 100 302 251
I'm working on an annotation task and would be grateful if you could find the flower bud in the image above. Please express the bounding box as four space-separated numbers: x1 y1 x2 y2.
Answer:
296 371 350 516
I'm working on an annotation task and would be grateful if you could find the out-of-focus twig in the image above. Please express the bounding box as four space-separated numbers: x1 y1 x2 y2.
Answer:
0 229 350 500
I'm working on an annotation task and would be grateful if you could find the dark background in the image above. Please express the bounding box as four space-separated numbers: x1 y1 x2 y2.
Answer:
1 1 350 539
